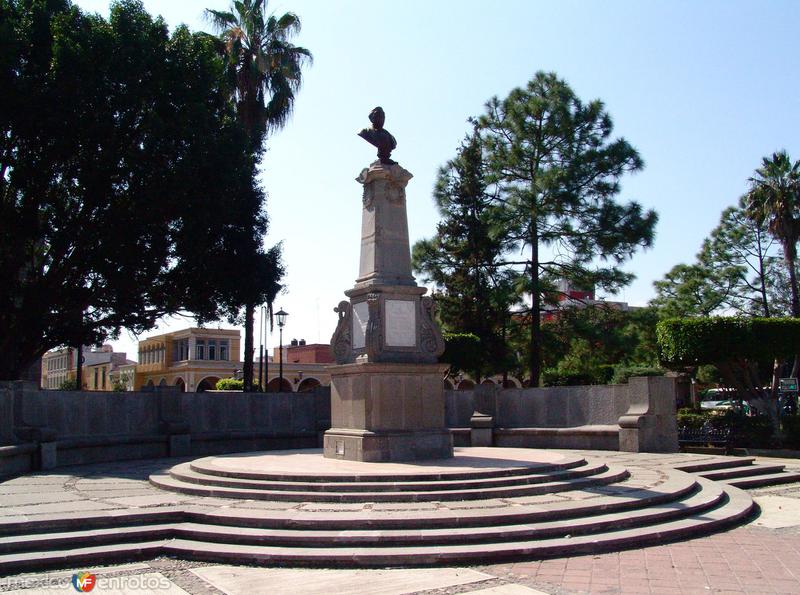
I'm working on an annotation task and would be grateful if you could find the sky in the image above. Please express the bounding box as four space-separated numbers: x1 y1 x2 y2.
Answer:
71 0 800 361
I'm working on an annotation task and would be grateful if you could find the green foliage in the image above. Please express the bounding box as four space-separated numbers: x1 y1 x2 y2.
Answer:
475 71 657 385
413 129 519 379
204 0 311 391
676 408 774 448
542 369 596 387
542 305 661 374
58 378 78 391
745 151 800 317
0 0 283 379
611 365 664 384
111 371 131 392
651 197 780 319
676 409 708 430
695 365 722 385
541 337 615 386
651 263 733 318
440 333 482 378
781 415 800 450
657 317 800 366
215 378 244 390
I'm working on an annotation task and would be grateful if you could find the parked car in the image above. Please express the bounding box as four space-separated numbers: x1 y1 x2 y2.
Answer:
700 399 735 410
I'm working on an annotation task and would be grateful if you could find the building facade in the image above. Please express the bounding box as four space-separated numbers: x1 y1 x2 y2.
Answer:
41 347 76 389
134 328 242 392
41 345 132 390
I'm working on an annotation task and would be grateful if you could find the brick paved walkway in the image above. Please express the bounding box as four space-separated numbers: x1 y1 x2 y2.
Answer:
1 451 800 594
481 525 800 594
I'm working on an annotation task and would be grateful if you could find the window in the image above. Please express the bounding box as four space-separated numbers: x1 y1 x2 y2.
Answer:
94 368 99 388
102 368 106 389
219 340 229 361
208 340 217 361
173 339 189 361
195 340 205 360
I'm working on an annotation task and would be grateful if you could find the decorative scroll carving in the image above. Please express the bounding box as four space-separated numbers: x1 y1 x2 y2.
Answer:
364 293 383 361
419 296 445 358
330 301 354 364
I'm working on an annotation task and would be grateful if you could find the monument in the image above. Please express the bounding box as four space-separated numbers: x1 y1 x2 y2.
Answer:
324 107 453 462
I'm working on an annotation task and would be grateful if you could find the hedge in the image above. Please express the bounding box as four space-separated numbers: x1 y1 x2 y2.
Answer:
215 378 243 390
657 317 800 366
611 365 664 384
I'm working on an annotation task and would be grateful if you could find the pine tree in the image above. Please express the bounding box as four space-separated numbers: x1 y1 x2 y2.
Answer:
413 129 519 380
477 72 657 386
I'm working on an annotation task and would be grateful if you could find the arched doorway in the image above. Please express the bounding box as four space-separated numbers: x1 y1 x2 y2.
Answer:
266 377 293 393
296 378 321 393
146 379 155 388
175 378 185 392
457 379 475 391
481 379 496 386
158 378 167 387
197 376 220 392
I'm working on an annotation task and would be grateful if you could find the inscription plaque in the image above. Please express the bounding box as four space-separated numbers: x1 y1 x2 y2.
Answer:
385 299 416 347
352 301 369 349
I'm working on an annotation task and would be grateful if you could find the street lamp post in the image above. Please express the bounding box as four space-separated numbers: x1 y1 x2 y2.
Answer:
276 308 288 393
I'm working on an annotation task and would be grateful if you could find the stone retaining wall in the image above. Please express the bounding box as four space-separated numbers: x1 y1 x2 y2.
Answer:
445 376 678 453
0 381 330 477
0 375 677 478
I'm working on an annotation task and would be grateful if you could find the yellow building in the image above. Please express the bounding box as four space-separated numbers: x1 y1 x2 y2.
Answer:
135 328 241 392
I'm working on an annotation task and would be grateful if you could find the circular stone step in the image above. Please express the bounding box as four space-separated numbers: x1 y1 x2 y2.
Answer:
188 447 587 482
149 448 627 503
0 448 757 573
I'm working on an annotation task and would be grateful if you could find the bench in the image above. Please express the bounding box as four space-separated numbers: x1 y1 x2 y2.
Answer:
678 425 732 453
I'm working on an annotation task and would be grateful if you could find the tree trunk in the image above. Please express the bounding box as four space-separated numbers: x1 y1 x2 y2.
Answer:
786 249 800 317
529 212 541 387
785 249 800 381
243 302 255 392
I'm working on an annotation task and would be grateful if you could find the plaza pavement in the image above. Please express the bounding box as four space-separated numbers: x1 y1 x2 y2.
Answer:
1 452 799 595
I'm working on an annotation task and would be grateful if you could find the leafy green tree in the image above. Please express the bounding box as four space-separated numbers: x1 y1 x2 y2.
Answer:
413 129 520 380
651 263 734 317
651 198 780 319
476 72 657 386
540 304 660 384
205 0 311 391
746 151 800 318
0 0 267 379
703 198 779 317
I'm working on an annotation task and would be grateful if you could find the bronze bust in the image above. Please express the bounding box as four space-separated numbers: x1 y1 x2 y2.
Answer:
357 107 397 164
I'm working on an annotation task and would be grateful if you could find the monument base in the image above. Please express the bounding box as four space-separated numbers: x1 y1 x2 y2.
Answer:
323 362 453 462
323 428 453 462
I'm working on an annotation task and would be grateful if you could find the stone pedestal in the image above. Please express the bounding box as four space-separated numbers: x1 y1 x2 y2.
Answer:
323 362 452 462
325 160 452 462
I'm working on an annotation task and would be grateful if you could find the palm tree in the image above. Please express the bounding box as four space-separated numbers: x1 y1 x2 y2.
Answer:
206 0 311 391
747 151 800 381
746 151 800 317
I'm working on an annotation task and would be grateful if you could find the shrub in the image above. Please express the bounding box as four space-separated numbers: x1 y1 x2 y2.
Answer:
676 408 774 447
215 378 243 391
58 378 78 390
441 333 481 377
611 365 664 384
542 369 596 387
676 409 708 430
